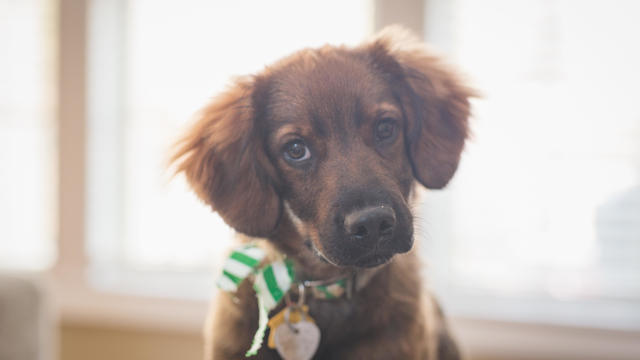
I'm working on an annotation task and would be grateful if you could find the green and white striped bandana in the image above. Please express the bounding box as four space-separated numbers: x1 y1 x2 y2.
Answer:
253 259 295 311
217 244 349 357
246 259 295 356
217 244 266 292
217 245 296 357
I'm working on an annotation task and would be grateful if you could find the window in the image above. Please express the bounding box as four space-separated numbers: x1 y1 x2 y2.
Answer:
86 0 373 298
422 0 640 329
0 0 56 271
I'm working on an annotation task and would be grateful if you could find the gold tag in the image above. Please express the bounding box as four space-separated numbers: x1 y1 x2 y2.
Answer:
267 306 314 349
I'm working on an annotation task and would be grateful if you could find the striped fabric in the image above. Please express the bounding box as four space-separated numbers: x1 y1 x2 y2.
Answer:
217 245 266 292
253 259 295 310
246 259 295 357
310 278 347 299
217 244 350 357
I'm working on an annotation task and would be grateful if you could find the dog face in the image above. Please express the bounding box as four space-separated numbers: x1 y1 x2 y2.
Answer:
173 27 473 268
262 51 416 268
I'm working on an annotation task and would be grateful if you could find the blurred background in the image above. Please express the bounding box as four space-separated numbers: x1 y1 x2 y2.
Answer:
1 0 639 359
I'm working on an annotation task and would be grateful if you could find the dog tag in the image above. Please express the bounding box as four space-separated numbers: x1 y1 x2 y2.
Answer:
267 305 312 348
273 308 320 360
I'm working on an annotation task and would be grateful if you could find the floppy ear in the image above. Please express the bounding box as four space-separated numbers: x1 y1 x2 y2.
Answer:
369 26 475 189
171 77 282 237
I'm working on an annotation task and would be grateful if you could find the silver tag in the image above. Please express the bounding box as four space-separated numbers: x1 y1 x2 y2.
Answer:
274 319 321 360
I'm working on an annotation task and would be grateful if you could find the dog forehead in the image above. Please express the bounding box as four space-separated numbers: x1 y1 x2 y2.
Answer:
263 52 393 135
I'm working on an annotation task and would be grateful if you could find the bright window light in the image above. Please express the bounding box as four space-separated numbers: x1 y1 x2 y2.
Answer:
0 0 56 271
86 0 373 296
423 0 640 328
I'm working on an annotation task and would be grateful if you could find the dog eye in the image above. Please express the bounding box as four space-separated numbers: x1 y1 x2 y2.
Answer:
375 118 396 141
283 140 311 162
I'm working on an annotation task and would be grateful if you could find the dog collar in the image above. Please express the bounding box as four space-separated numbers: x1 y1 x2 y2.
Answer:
217 244 352 300
217 243 353 356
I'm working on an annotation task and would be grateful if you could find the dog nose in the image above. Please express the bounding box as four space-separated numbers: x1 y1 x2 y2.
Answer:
344 206 396 244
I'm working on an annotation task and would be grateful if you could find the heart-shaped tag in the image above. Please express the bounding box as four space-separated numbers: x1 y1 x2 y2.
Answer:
274 320 321 360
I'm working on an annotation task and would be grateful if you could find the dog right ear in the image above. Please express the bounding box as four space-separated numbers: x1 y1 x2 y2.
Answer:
171 77 282 237
365 26 475 189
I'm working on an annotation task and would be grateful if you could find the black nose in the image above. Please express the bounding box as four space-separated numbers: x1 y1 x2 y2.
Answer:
344 206 396 244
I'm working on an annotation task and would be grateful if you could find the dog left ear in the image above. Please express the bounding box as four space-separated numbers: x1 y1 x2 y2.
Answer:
171 77 282 237
368 26 475 189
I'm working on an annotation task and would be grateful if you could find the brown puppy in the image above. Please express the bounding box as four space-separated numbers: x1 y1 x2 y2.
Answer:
172 26 473 360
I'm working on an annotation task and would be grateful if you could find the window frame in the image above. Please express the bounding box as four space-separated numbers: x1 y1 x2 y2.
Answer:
53 0 209 334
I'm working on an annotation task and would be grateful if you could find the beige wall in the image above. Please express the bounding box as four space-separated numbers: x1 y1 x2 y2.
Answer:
59 325 202 360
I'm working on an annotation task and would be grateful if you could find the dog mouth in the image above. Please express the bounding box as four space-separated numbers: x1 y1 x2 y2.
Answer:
352 250 395 268
306 238 397 268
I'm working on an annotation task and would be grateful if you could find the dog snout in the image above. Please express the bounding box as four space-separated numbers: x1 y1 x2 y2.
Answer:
344 206 396 245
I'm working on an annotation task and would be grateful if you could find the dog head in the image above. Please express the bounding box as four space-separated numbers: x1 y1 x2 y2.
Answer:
173 27 473 268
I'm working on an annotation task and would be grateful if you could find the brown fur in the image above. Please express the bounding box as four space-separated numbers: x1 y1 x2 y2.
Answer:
172 26 474 360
